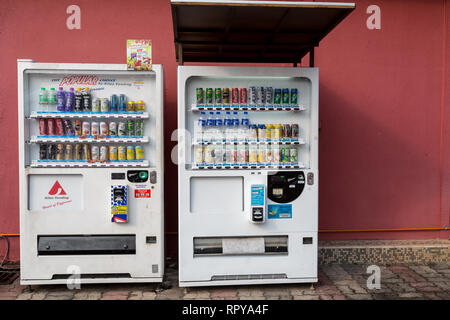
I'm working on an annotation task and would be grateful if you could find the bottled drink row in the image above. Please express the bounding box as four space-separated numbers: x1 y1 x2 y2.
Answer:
196 87 298 106
194 144 299 167
38 87 146 113
39 144 145 162
194 111 300 144
38 118 144 137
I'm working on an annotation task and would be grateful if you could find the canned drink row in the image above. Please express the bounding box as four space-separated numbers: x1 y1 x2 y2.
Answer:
194 145 298 166
39 144 145 161
39 118 144 137
248 123 299 142
196 87 298 105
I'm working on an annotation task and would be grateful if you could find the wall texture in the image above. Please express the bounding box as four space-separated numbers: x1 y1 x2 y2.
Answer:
0 0 448 261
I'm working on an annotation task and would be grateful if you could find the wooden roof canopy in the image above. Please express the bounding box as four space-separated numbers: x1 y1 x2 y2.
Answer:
171 0 356 65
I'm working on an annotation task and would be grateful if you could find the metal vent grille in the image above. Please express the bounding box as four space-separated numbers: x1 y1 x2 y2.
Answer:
211 273 287 281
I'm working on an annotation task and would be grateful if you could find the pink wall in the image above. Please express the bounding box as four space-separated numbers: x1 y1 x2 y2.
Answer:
0 0 448 261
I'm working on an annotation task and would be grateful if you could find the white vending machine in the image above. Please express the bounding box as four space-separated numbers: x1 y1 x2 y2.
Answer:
18 60 164 284
178 66 318 286
172 0 354 287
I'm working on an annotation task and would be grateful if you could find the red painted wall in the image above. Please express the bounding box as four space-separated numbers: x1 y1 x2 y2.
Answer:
0 0 448 261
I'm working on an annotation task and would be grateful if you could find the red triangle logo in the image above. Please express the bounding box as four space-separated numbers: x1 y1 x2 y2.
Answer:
48 181 67 195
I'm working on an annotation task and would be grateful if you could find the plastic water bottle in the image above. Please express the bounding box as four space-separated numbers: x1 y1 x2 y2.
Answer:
39 88 48 108
224 112 233 143
56 87 65 112
205 112 216 143
240 111 250 142
65 88 75 112
232 112 240 143
48 88 57 105
194 112 206 143
215 112 224 143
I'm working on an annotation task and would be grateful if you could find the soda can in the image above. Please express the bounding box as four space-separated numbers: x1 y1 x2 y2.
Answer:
48 144 57 160
82 121 91 136
136 100 145 111
274 89 282 104
56 144 64 160
74 144 82 160
222 88 230 104
266 124 273 141
194 146 203 165
249 145 258 163
205 88 213 104
118 122 127 136
110 94 118 112
91 122 99 136
91 146 99 161
82 144 91 160
266 146 273 164
214 145 223 166
204 146 214 165
100 122 108 136
135 146 144 160
65 144 73 160
55 118 65 136
290 147 298 163
127 146 135 160
265 87 273 105
127 101 135 112
39 118 47 135
119 94 127 112
282 88 290 104
249 86 257 105
231 88 239 104
196 88 204 104
238 145 248 165
109 122 117 136
214 88 222 104
291 124 299 140
118 146 127 160
239 88 247 105
273 146 282 164
74 120 82 136
101 98 110 112
39 144 48 160
92 98 101 112
257 145 266 164
256 86 265 105
282 147 290 162
100 146 108 162
290 88 298 105
47 119 56 135
135 120 144 136
127 120 135 136
109 146 118 160
63 119 75 136
283 124 292 140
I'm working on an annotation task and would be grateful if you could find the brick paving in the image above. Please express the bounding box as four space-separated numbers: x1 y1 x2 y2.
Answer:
1 262 449 300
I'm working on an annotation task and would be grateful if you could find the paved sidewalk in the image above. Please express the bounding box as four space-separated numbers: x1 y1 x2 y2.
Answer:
1 262 449 300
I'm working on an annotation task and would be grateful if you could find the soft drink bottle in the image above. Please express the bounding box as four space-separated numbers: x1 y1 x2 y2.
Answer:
56 87 65 112
82 87 91 112
194 112 206 143
215 112 224 143
48 88 57 105
74 88 83 112
65 88 75 112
